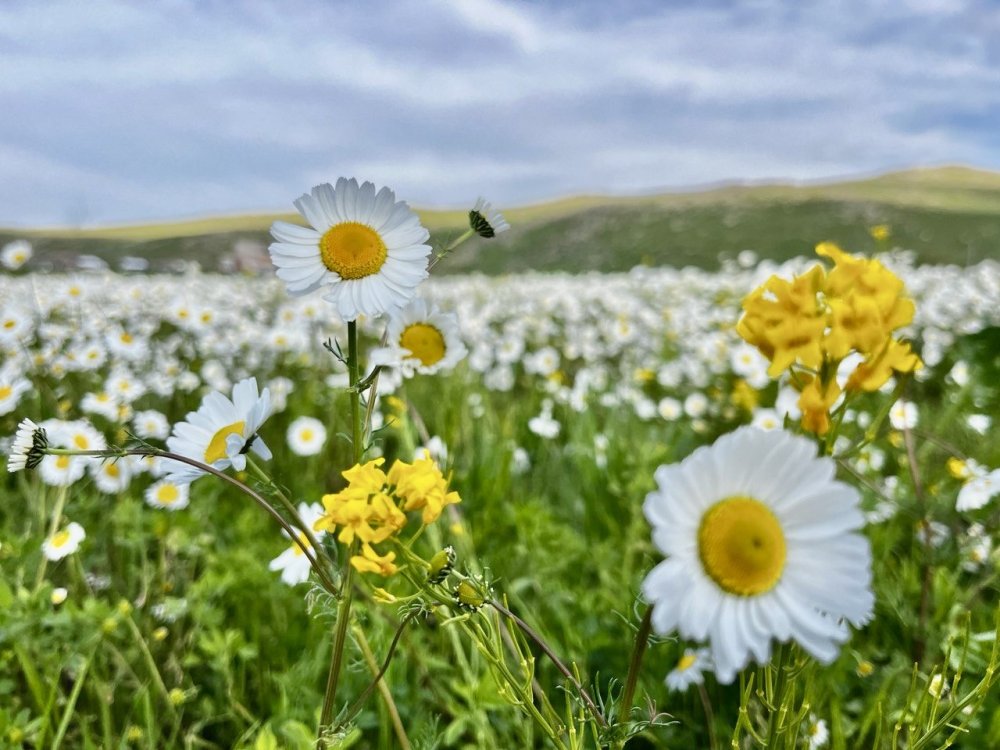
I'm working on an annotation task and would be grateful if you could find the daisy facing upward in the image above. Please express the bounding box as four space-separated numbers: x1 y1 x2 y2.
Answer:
268 178 431 322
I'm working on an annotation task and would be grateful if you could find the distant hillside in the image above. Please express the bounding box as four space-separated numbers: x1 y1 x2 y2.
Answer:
3 166 1000 274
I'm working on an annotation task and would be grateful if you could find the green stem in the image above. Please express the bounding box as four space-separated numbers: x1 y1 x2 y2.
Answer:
619 606 653 720
50 648 94 750
245 456 335 571
319 320 365 739
123 615 180 723
765 644 788 749
429 228 475 270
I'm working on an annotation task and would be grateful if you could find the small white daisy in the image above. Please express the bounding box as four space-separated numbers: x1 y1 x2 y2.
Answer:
38 453 87 487
642 426 873 684
42 522 86 561
805 715 830 748
665 648 712 692
1 239 32 270
286 416 327 457
164 377 272 483
91 459 132 494
133 410 170 440
957 469 1000 512
469 197 510 238
6 418 46 473
889 400 918 430
268 502 327 586
268 178 431 321
144 478 191 511
369 298 468 377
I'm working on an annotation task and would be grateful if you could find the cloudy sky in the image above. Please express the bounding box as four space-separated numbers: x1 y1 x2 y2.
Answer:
2 0 998 226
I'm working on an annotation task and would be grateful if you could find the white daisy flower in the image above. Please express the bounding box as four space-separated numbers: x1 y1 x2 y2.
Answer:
38 453 87 487
286 416 327 457
42 522 86 561
0 366 31 416
665 648 712 692
144 478 191 511
658 397 682 421
81 391 121 421
889 400 918 430
6 417 46 473
642 426 873 684
0 306 32 344
751 408 781 431
369 298 467 376
268 502 326 586
268 178 431 321
91 459 132 494
51 587 68 605
469 197 510 238
957 469 1000 512
164 377 272 483
133 410 170 440
805 715 830 748
1 239 32 270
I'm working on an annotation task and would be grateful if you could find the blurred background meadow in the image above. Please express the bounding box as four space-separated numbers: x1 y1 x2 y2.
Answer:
2 1 1000 749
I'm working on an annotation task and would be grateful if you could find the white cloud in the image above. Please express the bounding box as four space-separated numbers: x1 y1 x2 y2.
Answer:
0 0 998 225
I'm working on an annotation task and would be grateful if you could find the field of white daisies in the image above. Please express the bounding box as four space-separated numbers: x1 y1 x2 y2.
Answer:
2 179 1000 750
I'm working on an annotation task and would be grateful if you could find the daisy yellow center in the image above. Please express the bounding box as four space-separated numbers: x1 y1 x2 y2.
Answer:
399 323 446 366
300 428 314 442
56 456 71 470
292 531 311 557
3 320 14 329
120 333 133 344
320 222 387 279
676 653 697 672
698 496 786 596
51 530 71 548
0 385 11 399
204 421 245 464
156 485 180 504
73 434 89 449
105 463 120 477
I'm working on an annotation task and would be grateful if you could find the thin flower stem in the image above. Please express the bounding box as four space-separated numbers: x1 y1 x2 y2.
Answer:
697 682 719 750
351 621 412 750
904 424 933 666
765 644 788 749
338 613 414 728
320 320 364 739
489 599 607 728
619 605 653 719
123 614 180 723
429 228 475 270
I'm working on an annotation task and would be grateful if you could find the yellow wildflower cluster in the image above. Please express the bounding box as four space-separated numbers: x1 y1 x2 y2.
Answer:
315 453 461 576
737 243 922 435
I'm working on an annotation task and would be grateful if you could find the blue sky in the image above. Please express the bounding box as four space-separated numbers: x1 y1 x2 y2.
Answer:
1 0 998 226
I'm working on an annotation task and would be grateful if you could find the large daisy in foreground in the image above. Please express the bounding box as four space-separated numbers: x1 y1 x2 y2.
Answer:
642 426 873 684
269 178 431 321
165 377 272 483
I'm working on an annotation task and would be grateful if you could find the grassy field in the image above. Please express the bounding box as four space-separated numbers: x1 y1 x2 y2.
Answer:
4 166 1000 273
2 257 1000 748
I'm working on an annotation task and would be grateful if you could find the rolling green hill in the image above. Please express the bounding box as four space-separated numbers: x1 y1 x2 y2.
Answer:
3 166 999 274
